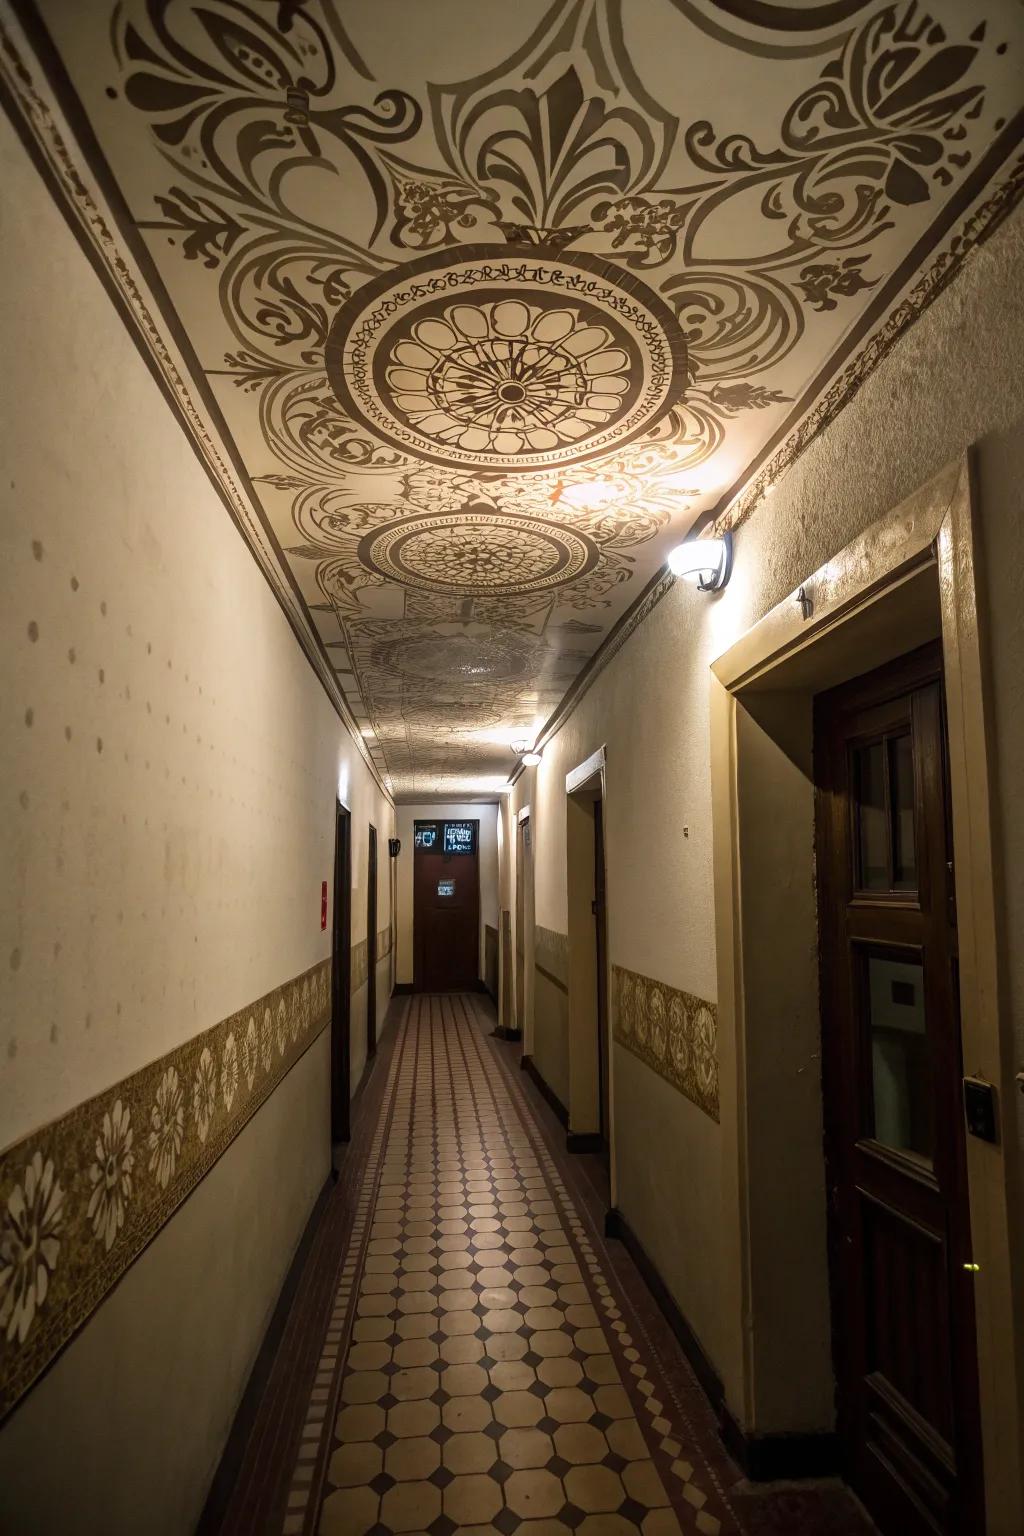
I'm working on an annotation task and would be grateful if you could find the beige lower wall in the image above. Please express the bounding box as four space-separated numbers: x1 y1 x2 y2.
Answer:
532 928 570 1112
0 1029 329 1536
612 1045 724 1366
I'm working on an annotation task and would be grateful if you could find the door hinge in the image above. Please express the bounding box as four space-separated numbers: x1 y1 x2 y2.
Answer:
591 899 598 915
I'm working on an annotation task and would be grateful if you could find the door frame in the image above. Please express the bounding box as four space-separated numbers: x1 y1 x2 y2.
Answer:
366 823 378 1058
565 747 616 1184
708 455 1022 1524
331 800 352 1144
515 806 534 1051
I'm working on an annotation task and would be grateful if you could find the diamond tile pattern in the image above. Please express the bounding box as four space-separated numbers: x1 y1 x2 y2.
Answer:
288 995 730 1535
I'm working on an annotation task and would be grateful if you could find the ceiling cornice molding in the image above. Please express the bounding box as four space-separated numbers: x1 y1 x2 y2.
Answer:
0 0 395 806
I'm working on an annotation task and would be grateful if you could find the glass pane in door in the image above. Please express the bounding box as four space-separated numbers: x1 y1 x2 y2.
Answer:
853 740 888 889
864 952 933 1161
889 733 918 890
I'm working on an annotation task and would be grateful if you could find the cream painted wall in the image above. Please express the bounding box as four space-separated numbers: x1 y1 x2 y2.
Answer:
395 802 498 984
508 201 1024 1425
0 116 393 1529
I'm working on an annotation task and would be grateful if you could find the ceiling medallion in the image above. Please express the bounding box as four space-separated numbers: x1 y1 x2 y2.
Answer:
326 246 688 473
358 510 597 597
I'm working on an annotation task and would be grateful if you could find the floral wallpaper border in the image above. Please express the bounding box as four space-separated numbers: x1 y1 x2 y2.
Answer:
350 925 394 996
0 957 332 1421
612 964 719 1124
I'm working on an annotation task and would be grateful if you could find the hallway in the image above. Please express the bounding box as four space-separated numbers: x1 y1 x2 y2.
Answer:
206 995 870 1536
3 3 1024 1530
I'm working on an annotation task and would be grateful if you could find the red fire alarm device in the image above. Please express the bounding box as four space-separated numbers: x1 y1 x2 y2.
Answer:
321 881 328 931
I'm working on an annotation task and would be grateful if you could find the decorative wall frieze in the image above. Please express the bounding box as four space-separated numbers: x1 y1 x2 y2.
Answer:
612 964 719 1123
534 926 569 994
0 958 331 1421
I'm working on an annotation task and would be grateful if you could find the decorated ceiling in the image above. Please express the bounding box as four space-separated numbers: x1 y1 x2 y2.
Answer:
8 0 1023 796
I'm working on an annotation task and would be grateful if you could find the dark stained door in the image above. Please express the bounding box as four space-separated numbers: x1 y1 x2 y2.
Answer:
414 825 480 992
331 803 352 1143
815 643 983 1535
366 824 378 1058
515 817 528 1037
594 799 609 1149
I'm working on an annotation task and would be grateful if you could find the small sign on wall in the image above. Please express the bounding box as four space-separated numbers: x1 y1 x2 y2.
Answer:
321 880 328 931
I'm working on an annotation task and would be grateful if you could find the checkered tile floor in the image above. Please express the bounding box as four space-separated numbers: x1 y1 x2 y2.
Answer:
282 993 735 1536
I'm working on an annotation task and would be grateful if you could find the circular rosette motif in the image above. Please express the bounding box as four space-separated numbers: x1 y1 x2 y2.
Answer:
668 994 689 1078
326 246 687 473
649 986 667 1062
358 512 596 598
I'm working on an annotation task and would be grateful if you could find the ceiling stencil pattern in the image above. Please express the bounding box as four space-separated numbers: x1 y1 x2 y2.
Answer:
26 0 1024 794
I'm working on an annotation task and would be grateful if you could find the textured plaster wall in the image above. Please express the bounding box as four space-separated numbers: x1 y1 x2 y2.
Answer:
0 116 393 1527
395 802 498 985
510 199 1024 1404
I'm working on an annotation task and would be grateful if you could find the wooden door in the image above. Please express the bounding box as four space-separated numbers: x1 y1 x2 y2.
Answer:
331 803 352 1143
366 824 377 1057
413 821 480 991
515 818 527 1037
815 643 983 1535
594 799 609 1147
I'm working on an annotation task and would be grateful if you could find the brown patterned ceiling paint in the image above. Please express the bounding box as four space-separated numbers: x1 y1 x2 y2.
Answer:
8 0 1022 793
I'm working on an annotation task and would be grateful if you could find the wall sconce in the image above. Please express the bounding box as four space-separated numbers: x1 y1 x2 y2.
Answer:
388 838 401 858
511 740 543 768
667 532 732 592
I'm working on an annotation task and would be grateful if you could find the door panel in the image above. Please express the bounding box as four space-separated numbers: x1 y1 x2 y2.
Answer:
815 643 982 1536
331 804 352 1143
367 824 378 1057
413 820 480 992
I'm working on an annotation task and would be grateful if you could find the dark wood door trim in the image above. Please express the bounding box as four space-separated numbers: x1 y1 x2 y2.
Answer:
367 823 378 1058
331 802 352 1143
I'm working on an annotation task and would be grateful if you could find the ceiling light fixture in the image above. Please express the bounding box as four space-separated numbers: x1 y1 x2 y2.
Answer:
511 739 543 768
666 532 733 592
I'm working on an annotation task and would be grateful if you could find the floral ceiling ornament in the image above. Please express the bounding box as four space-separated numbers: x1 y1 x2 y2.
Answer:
324 245 689 473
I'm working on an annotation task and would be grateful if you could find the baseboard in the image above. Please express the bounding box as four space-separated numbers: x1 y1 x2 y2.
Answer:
196 1172 334 1534
565 1130 604 1154
719 1407 842 1481
519 1053 569 1128
604 1206 724 1413
604 1207 840 1482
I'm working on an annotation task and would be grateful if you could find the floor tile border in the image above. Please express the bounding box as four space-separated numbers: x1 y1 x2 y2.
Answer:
281 995 411 1534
